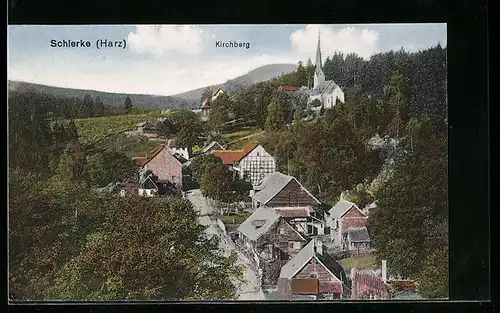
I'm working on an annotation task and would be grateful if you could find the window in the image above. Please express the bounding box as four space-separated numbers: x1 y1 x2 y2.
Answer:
310 274 317 278
288 242 294 248
256 152 260 156
336 220 339 229
279 228 284 235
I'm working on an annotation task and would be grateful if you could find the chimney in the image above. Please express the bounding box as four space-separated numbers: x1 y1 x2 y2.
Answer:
314 238 323 255
381 260 387 283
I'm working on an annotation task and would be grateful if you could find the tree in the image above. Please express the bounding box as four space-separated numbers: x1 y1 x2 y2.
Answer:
81 94 95 118
124 96 133 115
158 118 178 138
190 154 224 180
86 151 137 187
199 161 232 202
368 119 447 296
265 95 287 132
177 118 204 155
201 87 213 104
209 93 231 131
57 142 88 183
385 69 410 137
94 96 105 117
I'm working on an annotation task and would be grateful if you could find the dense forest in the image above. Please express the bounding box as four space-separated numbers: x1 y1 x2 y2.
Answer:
9 44 448 300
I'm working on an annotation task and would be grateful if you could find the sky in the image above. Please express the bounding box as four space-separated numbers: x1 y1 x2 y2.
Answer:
8 24 446 96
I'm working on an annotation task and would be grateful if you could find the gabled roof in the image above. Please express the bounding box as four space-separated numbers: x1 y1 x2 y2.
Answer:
252 172 294 203
139 174 158 190
237 207 280 241
133 145 182 167
348 227 371 242
202 141 225 153
252 172 321 205
328 199 365 219
211 143 259 165
311 80 339 96
279 240 315 279
201 99 210 109
280 240 345 282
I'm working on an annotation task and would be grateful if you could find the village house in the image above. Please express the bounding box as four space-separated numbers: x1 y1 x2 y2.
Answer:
200 87 225 119
325 198 370 252
136 121 160 138
138 173 159 197
273 206 328 238
166 139 190 160
237 207 306 259
201 141 225 154
132 145 183 188
277 239 347 300
350 266 390 300
212 143 276 185
250 172 321 209
236 206 308 288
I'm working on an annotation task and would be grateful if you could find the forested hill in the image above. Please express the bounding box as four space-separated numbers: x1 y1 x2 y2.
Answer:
8 81 193 110
7 63 297 111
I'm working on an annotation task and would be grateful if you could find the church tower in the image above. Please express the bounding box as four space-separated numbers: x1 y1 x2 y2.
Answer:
313 31 326 90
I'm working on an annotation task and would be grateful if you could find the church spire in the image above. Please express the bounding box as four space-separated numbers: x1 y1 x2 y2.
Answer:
315 30 323 75
313 30 325 90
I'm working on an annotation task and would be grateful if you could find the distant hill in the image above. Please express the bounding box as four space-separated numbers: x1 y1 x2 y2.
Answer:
172 63 297 103
8 63 297 110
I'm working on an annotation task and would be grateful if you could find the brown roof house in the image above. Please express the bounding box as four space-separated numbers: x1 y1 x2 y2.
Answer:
277 239 347 300
325 198 370 252
212 143 276 186
250 172 321 209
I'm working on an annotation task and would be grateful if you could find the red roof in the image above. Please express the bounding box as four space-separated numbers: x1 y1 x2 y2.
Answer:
275 208 310 218
133 145 165 166
291 279 319 295
201 100 210 109
211 143 259 165
279 85 298 91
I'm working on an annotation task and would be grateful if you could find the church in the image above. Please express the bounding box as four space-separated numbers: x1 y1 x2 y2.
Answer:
303 32 345 110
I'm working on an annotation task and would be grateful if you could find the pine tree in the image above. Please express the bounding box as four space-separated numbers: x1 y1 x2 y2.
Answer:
124 96 133 115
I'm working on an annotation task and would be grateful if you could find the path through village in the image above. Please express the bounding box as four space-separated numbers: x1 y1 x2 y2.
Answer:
185 189 265 300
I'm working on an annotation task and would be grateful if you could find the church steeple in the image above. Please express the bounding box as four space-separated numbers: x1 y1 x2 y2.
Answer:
313 30 325 90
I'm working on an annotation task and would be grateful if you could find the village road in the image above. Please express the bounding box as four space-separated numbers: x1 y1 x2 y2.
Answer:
186 189 265 301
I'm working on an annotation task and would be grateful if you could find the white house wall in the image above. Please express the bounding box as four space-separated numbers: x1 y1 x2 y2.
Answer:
238 145 276 185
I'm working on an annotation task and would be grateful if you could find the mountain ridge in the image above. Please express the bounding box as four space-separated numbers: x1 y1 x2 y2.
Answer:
8 63 297 110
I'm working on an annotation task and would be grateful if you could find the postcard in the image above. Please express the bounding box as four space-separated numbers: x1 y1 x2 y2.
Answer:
7 24 448 302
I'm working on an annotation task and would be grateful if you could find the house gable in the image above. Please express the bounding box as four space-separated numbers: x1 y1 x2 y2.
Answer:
341 205 368 232
267 178 320 207
341 205 367 219
143 147 183 186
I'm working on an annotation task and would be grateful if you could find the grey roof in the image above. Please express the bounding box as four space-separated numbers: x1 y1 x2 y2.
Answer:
329 199 359 219
311 80 339 96
348 227 371 242
202 141 225 153
252 172 294 202
237 207 280 241
279 240 315 279
279 240 345 282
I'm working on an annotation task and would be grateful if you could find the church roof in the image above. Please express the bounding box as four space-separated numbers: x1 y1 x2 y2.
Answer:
311 80 339 96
